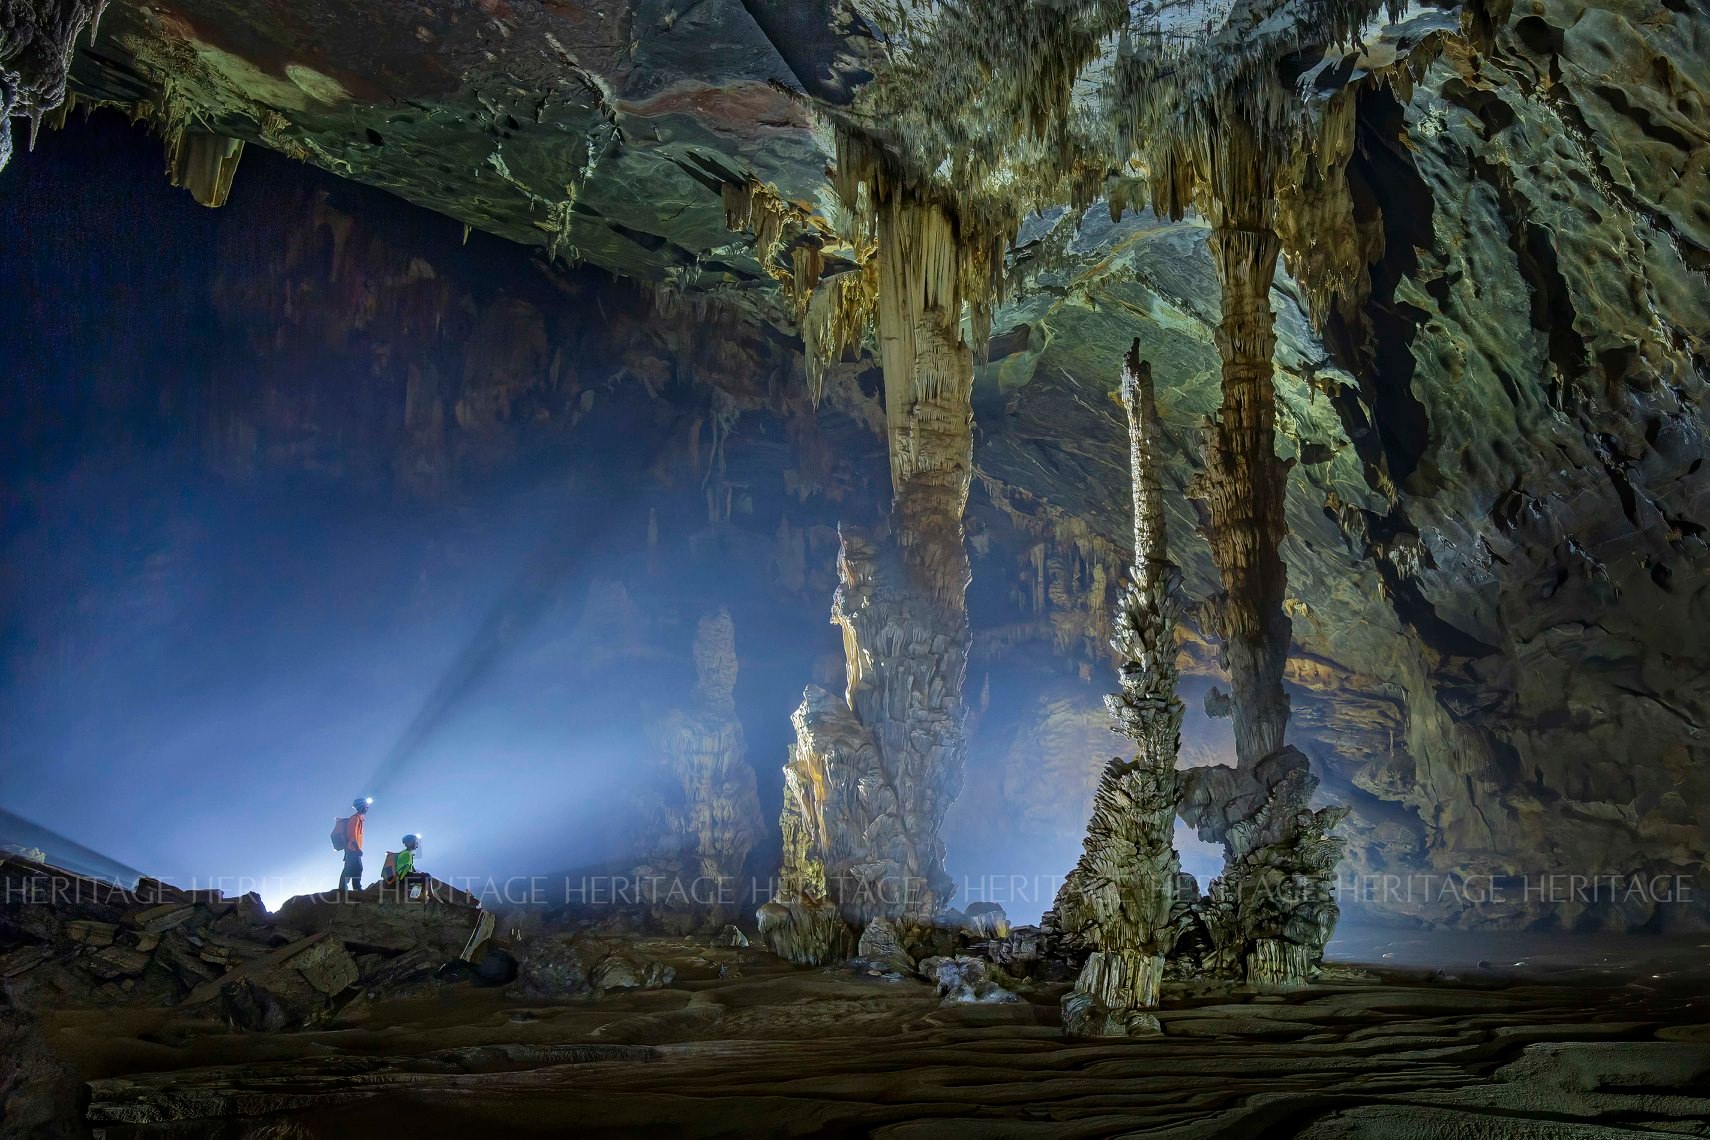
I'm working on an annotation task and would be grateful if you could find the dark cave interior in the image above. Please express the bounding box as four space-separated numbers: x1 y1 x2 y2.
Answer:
2 1 1708 1136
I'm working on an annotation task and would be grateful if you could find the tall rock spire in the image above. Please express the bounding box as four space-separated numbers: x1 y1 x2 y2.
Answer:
1054 344 1189 1036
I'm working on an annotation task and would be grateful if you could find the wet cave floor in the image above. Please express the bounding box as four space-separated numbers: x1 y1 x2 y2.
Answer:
65 936 1710 1138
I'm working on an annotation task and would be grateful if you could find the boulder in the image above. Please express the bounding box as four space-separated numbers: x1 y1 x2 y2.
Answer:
64 920 117 947
1060 990 1162 1038
0 945 53 979
709 925 749 949
919 956 1020 1004
901 920 968 963
192 934 360 1031
854 916 916 978
507 936 590 999
962 902 1010 940
82 946 150 981
125 902 197 935
591 951 675 993
506 933 679 999
756 899 853 966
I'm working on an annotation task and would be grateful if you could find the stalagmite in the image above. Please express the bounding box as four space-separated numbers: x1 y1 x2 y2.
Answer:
0 0 107 171
1054 343 1190 1037
635 608 764 931
767 171 978 963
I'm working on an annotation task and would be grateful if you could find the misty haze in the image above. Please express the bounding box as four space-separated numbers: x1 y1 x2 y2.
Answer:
2 1 1708 1136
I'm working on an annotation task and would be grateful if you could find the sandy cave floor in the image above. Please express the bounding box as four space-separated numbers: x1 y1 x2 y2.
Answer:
53 933 1710 1139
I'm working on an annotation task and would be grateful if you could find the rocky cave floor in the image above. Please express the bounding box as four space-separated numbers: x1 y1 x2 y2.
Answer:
39 932 1710 1138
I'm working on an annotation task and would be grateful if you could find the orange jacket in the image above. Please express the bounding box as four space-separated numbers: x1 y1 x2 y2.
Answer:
347 812 365 854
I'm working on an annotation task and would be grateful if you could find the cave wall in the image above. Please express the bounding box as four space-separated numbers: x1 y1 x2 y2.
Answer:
7 0 1709 935
0 113 878 892
967 0 1709 931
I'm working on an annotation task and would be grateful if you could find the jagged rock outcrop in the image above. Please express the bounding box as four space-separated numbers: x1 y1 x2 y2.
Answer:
1054 347 1189 1035
0 856 499 1043
633 607 764 929
273 878 492 962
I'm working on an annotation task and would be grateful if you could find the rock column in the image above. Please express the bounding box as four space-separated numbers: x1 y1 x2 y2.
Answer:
765 190 974 962
1054 345 1188 1036
1180 109 1346 989
637 608 764 930
1198 114 1292 770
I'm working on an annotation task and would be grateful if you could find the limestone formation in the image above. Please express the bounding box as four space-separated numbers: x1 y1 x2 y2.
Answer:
1105 45 1362 989
164 128 244 208
1054 344 1190 1035
0 854 501 1034
1190 107 1295 775
6 0 1703 946
1178 756 1348 985
769 180 979 961
634 608 764 928
0 0 105 170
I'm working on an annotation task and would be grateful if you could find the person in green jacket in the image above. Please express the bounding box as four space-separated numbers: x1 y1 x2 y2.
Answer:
394 833 422 878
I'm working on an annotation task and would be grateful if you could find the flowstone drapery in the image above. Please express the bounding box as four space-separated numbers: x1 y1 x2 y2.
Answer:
766 181 978 963
1053 344 1192 1037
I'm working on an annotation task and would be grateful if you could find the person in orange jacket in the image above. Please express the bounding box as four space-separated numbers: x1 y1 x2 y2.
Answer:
333 796 371 891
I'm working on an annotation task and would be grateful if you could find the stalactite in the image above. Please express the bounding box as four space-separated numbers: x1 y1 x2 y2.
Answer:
801 258 878 405
0 0 107 170
166 129 244 208
1274 90 1367 334
723 172 887 409
1054 343 1190 1037
722 178 794 280
1190 106 1294 772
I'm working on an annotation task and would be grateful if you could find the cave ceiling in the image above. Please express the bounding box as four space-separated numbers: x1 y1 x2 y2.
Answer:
70 0 870 285
58 0 1710 925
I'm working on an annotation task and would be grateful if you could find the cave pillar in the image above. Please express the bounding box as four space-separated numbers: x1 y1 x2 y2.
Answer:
1178 111 1346 990
765 191 974 962
1054 345 1187 1036
1199 113 1292 772
636 608 764 931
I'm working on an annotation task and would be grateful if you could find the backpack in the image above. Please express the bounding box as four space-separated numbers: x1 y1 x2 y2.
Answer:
330 816 350 851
